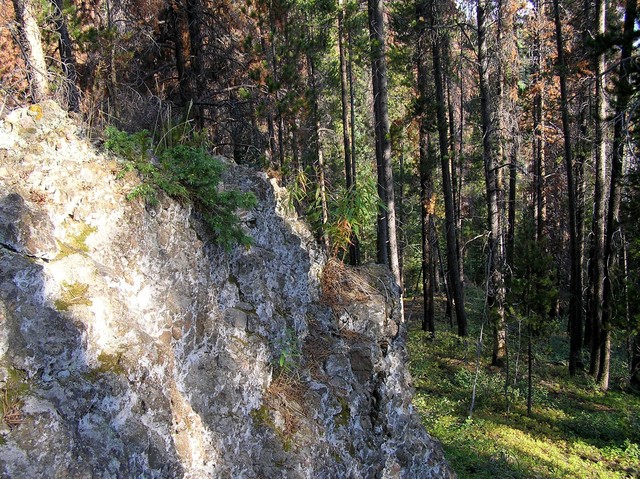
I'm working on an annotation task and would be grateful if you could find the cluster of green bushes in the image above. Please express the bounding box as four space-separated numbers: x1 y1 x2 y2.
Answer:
104 126 256 250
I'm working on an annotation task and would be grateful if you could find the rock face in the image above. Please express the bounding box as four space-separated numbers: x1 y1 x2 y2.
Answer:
0 101 454 478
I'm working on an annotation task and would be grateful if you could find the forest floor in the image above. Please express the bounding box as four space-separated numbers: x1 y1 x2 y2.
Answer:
406 287 640 479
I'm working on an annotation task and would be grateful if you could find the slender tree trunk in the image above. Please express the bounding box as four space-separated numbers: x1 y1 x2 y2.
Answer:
347 28 357 185
478 0 505 362
507 139 518 267
269 9 285 169
421 167 436 336
50 0 79 111
553 0 583 376
370 1 388 267
589 0 608 382
600 0 637 391
368 0 402 289
12 0 49 103
338 2 359 265
398 148 406 285
430 0 467 336
576 102 588 352
186 0 204 124
169 0 190 105
532 0 546 243
347 24 360 264
444 39 464 287
417 7 436 335
308 52 330 254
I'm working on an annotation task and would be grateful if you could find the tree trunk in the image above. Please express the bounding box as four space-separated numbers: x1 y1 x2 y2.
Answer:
368 0 402 290
478 0 505 362
589 0 608 382
338 2 359 266
532 0 546 243
431 0 467 336
169 0 190 105
12 0 49 103
600 0 637 391
444 39 464 288
186 0 204 124
308 52 330 254
50 0 79 111
553 0 583 377
417 6 436 335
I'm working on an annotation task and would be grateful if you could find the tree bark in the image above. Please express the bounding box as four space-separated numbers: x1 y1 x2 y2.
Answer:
308 51 330 254
186 0 204 124
589 0 608 382
478 0 505 361
600 0 637 391
416 5 435 336
532 0 546 242
169 0 190 105
368 0 402 290
12 0 49 103
50 0 79 111
430 0 467 336
338 2 360 265
553 0 583 376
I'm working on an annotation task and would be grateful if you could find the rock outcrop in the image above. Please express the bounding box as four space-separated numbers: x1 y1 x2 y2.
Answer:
0 101 454 478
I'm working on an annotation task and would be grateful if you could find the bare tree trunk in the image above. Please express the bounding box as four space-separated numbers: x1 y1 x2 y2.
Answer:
368 0 402 290
50 0 79 111
444 39 464 288
308 52 330 254
12 0 48 103
532 0 546 242
186 0 204 124
478 0 505 362
338 2 359 265
553 0 583 376
417 5 436 335
431 0 467 336
420 145 436 336
169 0 190 105
600 0 637 391
589 0 609 382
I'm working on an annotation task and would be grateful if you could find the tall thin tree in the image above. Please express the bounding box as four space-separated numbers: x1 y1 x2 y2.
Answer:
368 0 402 289
600 0 637 391
12 0 49 103
431 0 467 336
478 0 506 362
553 0 583 376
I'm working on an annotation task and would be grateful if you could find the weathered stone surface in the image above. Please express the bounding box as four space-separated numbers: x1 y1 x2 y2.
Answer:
0 193 58 260
0 102 455 478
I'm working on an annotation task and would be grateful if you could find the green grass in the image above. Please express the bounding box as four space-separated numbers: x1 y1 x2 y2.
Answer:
406 292 640 479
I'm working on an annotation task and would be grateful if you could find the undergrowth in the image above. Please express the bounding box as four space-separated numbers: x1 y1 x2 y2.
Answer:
104 126 256 250
407 291 640 479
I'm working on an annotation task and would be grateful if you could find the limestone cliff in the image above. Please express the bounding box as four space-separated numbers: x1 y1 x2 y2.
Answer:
0 102 454 478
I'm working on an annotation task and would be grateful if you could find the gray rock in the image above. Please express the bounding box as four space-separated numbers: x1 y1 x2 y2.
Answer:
0 193 58 260
0 103 455 479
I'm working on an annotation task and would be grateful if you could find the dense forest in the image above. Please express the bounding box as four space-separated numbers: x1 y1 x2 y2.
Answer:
2 0 640 464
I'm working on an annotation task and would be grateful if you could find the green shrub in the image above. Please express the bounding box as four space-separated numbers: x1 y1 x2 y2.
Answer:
105 127 256 250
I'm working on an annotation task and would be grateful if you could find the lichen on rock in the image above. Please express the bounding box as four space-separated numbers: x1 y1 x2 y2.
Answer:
0 102 455 478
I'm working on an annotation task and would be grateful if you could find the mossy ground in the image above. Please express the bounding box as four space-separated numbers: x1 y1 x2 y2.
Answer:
407 288 640 479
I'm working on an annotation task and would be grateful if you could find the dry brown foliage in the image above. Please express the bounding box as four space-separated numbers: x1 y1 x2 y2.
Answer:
265 371 308 437
2 390 24 429
320 258 375 308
